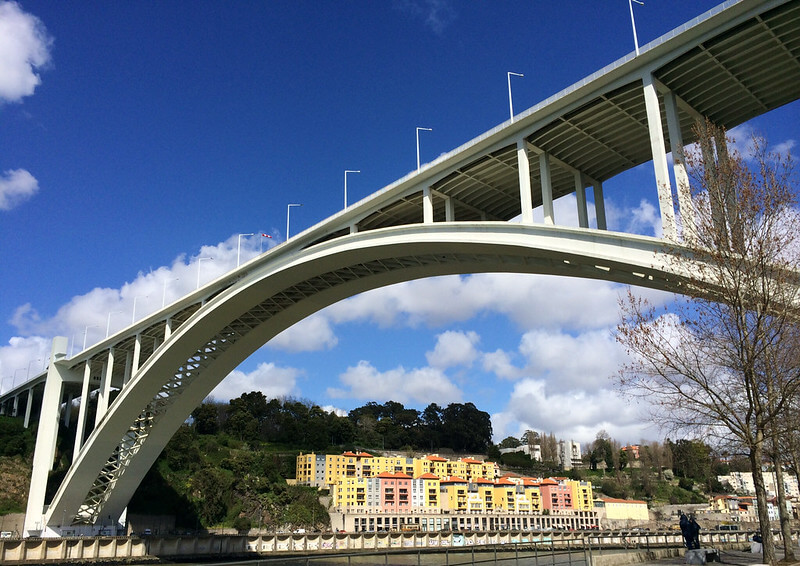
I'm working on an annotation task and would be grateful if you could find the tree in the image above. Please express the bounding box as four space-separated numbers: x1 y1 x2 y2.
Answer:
498 436 522 449
616 122 800 563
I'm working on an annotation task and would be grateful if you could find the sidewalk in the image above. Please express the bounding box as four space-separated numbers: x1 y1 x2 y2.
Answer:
640 547 800 565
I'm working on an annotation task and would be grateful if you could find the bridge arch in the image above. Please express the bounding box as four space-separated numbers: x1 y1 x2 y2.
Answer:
46 222 682 529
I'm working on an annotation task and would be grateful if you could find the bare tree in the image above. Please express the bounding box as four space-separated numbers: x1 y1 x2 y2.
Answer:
616 122 800 564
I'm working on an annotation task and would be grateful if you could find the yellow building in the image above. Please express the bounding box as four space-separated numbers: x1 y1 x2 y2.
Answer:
571 480 595 511
297 452 496 489
440 476 469 513
417 473 440 511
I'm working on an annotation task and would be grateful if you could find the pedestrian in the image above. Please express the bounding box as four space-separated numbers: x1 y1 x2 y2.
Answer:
689 515 701 549
679 512 691 549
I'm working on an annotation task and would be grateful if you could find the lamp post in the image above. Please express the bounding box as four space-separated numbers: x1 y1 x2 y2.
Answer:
196 257 213 289
344 170 361 208
237 233 255 267
416 127 432 171
629 0 644 56
286 203 302 240
162 278 179 308
507 72 524 122
132 296 148 324
26 359 40 379
83 325 100 350
106 311 122 337
13 368 25 388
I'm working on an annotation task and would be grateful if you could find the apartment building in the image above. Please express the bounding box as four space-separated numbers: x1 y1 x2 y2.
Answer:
297 452 497 490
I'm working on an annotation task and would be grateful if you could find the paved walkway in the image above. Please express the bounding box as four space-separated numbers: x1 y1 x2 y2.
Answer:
641 547 800 565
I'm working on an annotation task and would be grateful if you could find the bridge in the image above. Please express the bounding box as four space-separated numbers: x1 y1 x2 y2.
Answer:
3 0 799 537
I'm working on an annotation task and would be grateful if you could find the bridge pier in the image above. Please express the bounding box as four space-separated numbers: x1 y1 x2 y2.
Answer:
24 337 77 537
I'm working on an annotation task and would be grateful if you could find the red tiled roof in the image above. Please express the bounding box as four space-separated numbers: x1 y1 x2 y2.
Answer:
441 476 468 484
416 473 440 480
426 455 448 462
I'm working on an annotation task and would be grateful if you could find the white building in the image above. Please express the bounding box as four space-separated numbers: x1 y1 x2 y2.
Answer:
718 471 799 499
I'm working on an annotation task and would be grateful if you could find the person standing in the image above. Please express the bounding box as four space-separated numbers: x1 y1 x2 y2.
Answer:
689 515 701 549
679 512 691 549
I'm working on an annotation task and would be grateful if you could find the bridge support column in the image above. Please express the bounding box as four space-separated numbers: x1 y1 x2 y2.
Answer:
423 186 433 223
663 90 696 244
23 386 34 428
25 337 76 536
95 350 114 426
74 361 92 462
575 172 589 228
516 138 534 224
539 152 554 225
642 72 677 241
593 182 607 230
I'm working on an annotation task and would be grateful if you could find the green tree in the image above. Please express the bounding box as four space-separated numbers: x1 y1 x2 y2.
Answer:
498 436 522 449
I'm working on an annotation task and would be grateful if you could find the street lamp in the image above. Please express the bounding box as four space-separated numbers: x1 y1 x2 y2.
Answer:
106 311 122 337
196 257 213 289
83 325 100 350
629 0 644 56
344 170 361 208
416 127 432 171
27 359 40 379
507 72 524 122
13 368 25 388
286 203 302 240
237 233 255 267
132 296 148 324
162 277 179 308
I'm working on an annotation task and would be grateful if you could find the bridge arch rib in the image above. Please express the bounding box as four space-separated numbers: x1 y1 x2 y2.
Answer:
46 222 682 528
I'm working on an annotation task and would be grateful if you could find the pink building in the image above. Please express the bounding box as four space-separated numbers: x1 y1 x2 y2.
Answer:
539 478 573 511
377 472 412 513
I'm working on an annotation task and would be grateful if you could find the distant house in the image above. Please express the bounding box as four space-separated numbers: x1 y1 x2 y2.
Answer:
596 497 649 526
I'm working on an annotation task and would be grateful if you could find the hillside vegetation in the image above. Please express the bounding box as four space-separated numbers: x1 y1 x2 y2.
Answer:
0 395 739 532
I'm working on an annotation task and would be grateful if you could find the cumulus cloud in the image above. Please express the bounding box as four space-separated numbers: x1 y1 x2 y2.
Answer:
0 169 39 210
268 314 338 352
425 330 479 369
493 378 650 444
0 1 52 103
327 360 462 406
516 328 628 394
481 349 523 380
327 272 629 333
209 362 301 402
0 335 50 393
6 233 278 345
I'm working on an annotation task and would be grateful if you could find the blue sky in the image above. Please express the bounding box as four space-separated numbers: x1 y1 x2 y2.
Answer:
1 0 798 447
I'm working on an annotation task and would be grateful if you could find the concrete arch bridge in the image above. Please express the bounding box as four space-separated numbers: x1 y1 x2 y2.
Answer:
4 0 799 536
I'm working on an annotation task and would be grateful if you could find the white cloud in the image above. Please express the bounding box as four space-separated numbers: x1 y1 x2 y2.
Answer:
327 360 462 406
425 330 479 369
0 169 39 210
268 314 338 352
0 335 50 393
481 349 522 380
516 328 628 393
493 378 651 444
209 361 300 402
626 199 662 238
327 273 628 334
6 233 279 345
0 1 52 103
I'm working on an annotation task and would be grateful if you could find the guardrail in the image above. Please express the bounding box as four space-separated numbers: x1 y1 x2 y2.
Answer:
0 528 781 565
